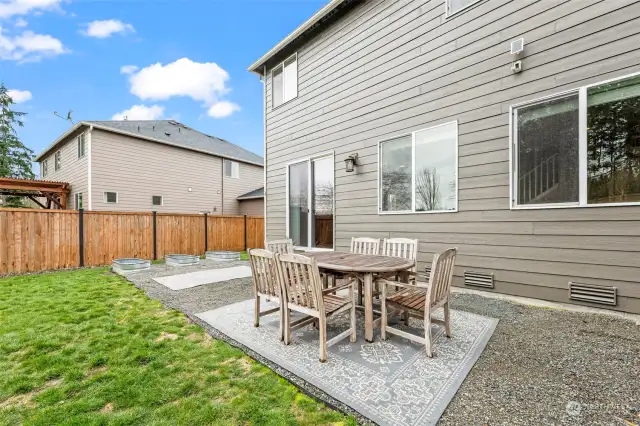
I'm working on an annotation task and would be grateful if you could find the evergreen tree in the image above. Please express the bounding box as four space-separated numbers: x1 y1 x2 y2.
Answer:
0 83 35 207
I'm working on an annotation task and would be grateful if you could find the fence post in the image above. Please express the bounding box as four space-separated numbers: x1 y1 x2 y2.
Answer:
78 208 84 267
244 214 247 251
204 212 208 252
152 211 157 260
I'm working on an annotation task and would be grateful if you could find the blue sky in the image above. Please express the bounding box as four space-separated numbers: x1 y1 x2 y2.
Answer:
1 0 326 168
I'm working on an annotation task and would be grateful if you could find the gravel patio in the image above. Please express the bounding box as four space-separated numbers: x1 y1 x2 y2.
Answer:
125 259 640 425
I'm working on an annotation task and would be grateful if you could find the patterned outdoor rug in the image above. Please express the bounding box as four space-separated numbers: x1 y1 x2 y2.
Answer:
197 300 497 426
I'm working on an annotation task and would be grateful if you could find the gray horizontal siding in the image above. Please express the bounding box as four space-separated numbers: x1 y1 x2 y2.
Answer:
264 0 640 313
222 162 264 215
39 127 88 207
91 129 223 213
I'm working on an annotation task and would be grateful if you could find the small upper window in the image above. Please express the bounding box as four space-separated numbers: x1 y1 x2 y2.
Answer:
104 192 118 203
54 150 61 171
224 160 240 178
272 54 298 108
152 195 163 206
41 160 48 178
447 0 479 15
74 193 83 210
78 133 86 158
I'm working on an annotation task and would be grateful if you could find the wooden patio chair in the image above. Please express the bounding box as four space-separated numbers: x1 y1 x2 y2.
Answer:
274 252 356 362
265 239 294 254
350 237 380 255
248 248 283 339
382 237 419 281
350 237 381 304
379 248 458 357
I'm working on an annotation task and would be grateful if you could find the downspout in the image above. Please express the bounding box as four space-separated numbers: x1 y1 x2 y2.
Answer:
221 157 224 215
263 65 267 241
87 125 93 211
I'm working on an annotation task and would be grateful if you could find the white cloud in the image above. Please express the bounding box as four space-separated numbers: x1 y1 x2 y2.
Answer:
112 104 164 121
0 0 63 19
207 101 240 118
0 28 67 62
7 88 31 103
14 17 27 27
120 64 137 74
82 19 134 38
125 57 240 118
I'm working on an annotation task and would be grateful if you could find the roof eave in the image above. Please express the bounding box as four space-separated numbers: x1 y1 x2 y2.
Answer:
34 121 87 161
237 195 264 201
36 122 264 167
247 0 345 75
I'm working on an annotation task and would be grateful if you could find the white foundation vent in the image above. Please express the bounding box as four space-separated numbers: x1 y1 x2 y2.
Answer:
464 271 494 288
569 282 617 306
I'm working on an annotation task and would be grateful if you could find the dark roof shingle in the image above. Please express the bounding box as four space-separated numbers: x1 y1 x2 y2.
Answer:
237 187 264 200
86 120 263 165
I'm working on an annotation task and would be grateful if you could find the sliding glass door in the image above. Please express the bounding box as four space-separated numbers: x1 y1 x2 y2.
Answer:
287 155 334 249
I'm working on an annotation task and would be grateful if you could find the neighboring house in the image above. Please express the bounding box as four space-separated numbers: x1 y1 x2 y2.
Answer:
249 0 640 314
237 187 265 216
35 120 264 214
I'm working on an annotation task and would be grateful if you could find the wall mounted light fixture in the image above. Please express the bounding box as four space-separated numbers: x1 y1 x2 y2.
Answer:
345 154 358 172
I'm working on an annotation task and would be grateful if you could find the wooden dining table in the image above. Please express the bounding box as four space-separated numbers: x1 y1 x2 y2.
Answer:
306 251 415 342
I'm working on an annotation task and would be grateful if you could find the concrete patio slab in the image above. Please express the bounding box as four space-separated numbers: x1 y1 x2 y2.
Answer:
197 299 498 426
152 266 252 290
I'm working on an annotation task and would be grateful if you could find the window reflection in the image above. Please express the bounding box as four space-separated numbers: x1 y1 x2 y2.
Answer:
587 75 640 204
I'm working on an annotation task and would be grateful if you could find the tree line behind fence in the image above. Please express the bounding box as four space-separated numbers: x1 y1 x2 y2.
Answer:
0 209 264 275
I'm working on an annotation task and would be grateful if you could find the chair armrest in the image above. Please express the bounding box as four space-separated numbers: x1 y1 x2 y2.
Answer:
321 281 354 294
376 278 429 290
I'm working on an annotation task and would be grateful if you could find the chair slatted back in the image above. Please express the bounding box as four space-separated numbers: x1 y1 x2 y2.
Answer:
426 248 458 305
274 253 323 312
265 239 294 255
248 249 279 298
383 238 418 272
350 237 380 255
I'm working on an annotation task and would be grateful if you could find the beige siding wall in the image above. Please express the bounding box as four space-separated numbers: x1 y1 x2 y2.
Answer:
39 128 88 209
90 129 261 214
223 161 264 215
239 198 264 216
264 0 640 313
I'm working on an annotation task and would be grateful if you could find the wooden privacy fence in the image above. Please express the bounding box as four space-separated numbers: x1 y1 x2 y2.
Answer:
0 209 264 275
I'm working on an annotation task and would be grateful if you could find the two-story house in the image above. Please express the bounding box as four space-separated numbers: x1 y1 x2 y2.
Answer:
35 120 264 215
249 0 640 314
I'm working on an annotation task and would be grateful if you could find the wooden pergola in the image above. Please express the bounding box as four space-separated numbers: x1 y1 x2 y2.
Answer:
0 177 70 209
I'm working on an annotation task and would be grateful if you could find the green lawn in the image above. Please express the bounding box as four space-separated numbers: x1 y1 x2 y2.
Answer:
0 269 353 426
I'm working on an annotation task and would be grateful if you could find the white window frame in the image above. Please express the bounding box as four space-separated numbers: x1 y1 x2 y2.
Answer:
509 71 640 210
377 121 459 215
285 151 335 252
74 192 83 210
270 53 298 109
152 195 163 206
54 150 61 171
103 191 118 204
78 133 86 159
41 160 48 178
446 0 484 17
224 160 240 179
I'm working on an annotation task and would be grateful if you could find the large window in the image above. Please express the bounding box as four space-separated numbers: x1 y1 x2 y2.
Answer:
512 73 640 208
287 155 334 249
379 122 458 213
272 54 298 108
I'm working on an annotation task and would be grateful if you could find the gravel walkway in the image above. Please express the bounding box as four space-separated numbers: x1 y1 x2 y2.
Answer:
124 260 640 426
